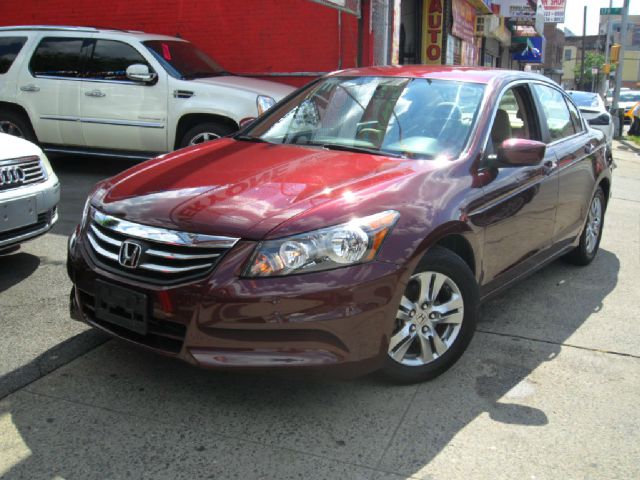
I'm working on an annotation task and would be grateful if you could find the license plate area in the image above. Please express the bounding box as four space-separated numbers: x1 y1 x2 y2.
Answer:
0 196 37 233
94 280 148 335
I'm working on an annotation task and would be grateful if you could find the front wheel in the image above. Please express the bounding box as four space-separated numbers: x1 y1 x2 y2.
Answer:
381 246 479 384
179 121 235 148
564 187 605 266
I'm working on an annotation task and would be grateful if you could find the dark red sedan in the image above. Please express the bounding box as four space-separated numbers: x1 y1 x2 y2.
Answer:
67 66 612 383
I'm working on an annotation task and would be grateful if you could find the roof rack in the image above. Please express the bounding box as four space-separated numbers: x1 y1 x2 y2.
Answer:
0 25 99 32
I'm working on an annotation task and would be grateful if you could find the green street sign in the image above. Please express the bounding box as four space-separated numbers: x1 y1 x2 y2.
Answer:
600 7 622 15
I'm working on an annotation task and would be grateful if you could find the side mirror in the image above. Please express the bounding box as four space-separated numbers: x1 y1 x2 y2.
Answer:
126 64 157 83
496 138 546 167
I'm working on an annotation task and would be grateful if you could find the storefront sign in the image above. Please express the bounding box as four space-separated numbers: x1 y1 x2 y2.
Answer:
422 0 444 64
310 0 360 17
542 0 565 23
512 36 544 63
495 0 538 20
452 0 477 44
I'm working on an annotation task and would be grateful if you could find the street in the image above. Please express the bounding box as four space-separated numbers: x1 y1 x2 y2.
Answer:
1 141 639 479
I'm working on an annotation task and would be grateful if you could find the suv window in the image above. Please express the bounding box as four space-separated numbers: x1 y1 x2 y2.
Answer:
532 84 576 142
30 37 84 78
0 36 27 74
85 40 151 81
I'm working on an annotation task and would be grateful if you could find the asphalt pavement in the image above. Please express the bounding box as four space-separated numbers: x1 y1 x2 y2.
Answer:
1 144 639 479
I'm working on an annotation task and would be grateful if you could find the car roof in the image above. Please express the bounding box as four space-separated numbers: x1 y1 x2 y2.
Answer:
0 25 182 42
327 65 553 85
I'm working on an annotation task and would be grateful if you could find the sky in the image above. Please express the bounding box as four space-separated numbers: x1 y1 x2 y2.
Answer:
558 0 640 36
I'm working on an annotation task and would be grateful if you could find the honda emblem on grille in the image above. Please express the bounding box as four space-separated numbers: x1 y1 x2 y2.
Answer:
118 240 143 269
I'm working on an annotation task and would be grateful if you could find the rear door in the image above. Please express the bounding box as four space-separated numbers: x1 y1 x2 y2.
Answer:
531 84 595 248
79 38 168 153
17 35 87 146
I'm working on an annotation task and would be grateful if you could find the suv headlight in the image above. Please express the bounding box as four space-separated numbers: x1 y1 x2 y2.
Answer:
244 210 399 277
257 95 276 115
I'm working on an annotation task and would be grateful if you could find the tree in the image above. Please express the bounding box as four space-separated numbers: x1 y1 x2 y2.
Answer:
574 52 607 91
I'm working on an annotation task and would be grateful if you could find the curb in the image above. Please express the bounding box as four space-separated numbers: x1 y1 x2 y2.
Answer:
0 329 110 400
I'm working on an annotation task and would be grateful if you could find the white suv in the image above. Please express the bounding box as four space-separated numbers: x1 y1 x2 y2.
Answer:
0 26 294 160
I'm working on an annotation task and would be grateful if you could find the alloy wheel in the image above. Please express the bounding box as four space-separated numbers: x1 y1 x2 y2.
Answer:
585 195 603 254
189 132 221 145
0 120 25 138
388 271 464 367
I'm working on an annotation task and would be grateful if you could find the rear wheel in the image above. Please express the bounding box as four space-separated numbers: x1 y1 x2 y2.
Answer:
0 111 36 142
179 121 235 148
381 246 479 384
565 187 605 266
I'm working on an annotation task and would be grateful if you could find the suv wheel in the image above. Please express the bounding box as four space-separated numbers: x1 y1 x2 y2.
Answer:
179 122 235 148
0 111 36 142
381 246 479 384
564 187 605 266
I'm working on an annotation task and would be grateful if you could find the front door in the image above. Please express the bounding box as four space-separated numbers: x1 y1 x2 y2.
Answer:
471 84 559 289
17 35 86 146
80 39 168 153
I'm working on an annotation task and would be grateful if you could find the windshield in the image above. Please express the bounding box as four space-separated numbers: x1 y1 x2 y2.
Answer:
243 76 486 160
569 92 600 108
143 40 227 79
620 92 640 102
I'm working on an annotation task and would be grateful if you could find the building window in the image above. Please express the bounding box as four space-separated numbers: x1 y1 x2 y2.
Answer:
564 48 572 61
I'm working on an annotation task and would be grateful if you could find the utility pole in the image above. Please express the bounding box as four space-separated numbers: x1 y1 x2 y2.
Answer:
580 6 587 90
604 0 613 95
612 0 630 115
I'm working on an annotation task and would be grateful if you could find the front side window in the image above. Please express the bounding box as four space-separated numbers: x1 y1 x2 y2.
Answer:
0 36 27 74
85 40 151 81
143 40 226 79
29 37 84 78
532 84 576 142
489 86 539 153
244 76 486 160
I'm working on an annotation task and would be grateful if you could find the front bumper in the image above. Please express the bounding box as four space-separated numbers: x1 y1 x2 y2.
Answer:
0 176 60 251
68 232 409 376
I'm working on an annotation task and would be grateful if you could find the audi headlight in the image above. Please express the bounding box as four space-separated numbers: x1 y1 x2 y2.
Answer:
257 95 276 115
244 211 399 277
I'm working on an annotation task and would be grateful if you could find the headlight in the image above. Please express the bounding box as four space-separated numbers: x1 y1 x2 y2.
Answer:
244 210 399 277
588 113 610 126
80 195 92 229
257 95 276 115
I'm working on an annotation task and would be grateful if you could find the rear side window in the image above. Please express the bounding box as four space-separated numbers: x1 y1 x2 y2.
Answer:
532 84 576 142
564 98 584 133
85 40 151 81
30 37 85 78
0 36 27 74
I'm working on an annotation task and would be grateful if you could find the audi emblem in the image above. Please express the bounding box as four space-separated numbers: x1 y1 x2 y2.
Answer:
118 240 143 269
0 165 26 187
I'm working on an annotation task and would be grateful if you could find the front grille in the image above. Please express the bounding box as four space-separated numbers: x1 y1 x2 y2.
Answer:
78 289 186 353
0 156 46 192
0 208 54 242
85 210 238 285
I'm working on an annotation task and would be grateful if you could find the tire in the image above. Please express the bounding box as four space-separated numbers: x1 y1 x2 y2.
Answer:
381 246 479 384
564 187 605 266
0 110 37 142
178 121 235 148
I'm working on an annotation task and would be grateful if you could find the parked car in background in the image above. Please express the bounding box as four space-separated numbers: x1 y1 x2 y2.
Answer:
67 67 612 383
0 132 59 254
568 90 613 156
0 26 294 160
605 86 629 106
617 90 640 123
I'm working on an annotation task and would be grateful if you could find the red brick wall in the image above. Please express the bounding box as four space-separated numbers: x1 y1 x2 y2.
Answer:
0 0 362 87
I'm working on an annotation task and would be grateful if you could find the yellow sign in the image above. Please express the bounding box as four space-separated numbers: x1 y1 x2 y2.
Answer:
422 0 444 64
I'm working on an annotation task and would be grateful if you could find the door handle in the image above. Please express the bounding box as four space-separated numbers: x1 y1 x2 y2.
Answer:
85 90 106 98
543 159 557 174
20 84 40 92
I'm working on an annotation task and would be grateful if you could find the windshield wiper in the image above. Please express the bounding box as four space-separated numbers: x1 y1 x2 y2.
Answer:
234 134 271 143
305 142 404 158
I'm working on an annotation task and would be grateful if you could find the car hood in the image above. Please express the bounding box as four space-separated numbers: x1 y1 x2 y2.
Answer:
95 139 419 240
0 132 43 160
192 75 294 100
